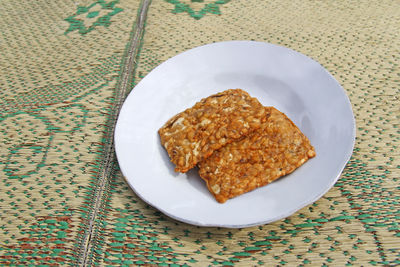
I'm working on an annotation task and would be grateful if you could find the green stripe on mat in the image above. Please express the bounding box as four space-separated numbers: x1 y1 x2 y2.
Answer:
76 0 152 265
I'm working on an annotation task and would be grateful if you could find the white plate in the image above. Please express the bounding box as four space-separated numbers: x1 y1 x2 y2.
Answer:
114 41 355 228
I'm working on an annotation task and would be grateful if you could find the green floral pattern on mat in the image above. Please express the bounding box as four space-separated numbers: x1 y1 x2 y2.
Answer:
0 211 77 265
165 0 230 20
65 0 123 34
0 0 138 265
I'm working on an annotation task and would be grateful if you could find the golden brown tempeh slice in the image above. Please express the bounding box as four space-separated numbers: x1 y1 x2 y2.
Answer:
158 89 267 173
198 107 316 203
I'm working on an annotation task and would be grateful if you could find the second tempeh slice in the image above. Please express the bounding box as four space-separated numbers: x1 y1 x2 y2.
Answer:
159 89 267 173
198 107 316 203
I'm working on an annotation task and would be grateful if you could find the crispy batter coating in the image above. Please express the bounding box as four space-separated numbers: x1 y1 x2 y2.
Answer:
198 107 316 203
158 89 267 173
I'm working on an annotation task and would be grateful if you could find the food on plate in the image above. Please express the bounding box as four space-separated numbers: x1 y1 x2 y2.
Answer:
159 89 316 203
158 89 267 173
198 107 316 203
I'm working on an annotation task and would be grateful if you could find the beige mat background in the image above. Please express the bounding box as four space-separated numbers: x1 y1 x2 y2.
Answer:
0 0 140 264
0 0 399 265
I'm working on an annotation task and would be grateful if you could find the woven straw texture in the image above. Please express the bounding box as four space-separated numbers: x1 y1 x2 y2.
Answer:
0 0 399 266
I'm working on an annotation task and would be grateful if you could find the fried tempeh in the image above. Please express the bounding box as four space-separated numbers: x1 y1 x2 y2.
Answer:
158 89 267 173
198 107 316 203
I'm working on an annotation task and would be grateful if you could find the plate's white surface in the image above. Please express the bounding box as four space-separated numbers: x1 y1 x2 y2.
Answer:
114 41 355 228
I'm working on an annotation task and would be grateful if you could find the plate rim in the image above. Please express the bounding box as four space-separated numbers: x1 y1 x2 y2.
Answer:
114 40 356 228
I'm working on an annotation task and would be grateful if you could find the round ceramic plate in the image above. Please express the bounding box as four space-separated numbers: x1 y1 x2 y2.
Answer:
114 41 355 228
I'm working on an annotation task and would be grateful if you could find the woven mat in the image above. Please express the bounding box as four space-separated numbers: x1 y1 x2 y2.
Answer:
0 0 399 265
